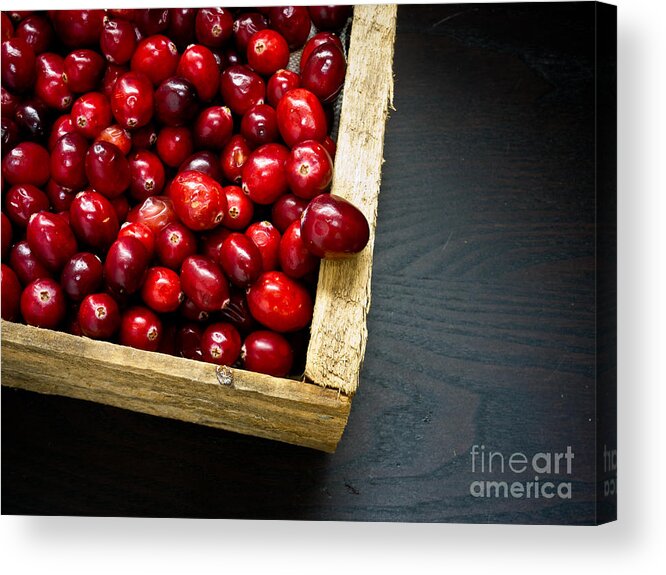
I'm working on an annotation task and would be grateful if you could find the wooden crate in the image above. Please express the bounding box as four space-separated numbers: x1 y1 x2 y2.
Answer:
0 5 397 453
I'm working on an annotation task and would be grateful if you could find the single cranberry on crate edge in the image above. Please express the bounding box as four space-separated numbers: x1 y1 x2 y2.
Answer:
0 7 365 377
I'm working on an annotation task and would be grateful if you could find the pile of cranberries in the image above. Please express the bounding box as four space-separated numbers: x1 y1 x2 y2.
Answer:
0 7 371 379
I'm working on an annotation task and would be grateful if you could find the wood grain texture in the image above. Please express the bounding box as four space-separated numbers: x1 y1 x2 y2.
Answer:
1 321 350 452
305 4 398 395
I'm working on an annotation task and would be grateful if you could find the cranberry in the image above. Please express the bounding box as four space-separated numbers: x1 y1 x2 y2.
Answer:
195 8 233 49
35 53 72 111
1 211 12 259
60 252 103 302
176 44 219 102
220 290 257 334
14 99 49 140
154 76 197 127
117 221 155 259
141 266 183 313
1 117 19 152
101 63 127 99
20 277 66 328
285 139 333 199
1 263 21 320
71 92 112 139
9 240 52 284
219 65 266 116
111 71 154 129
26 211 78 272
240 103 278 148
233 12 268 53
16 15 54 55
131 123 158 150
63 48 105 93
241 143 289 205
85 141 130 198
110 195 129 223
247 271 313 332
45 179 77 212
135 9 170 37
245 221 281 272
1 37 36 93
300 32 344 72
107 9 135 21
247 29 290 77
176 322 203 360
100 18 137 66
168 170 227 231
156 125 193 167
220 134 251 183
51 10 104 48
126 195 177 235
104 236 150 296
179 151 223 182
268 6 311 51
48 115 76 150
180 255 230 312
242 330 294 377
201 322 241 366
2 142 49 186
1 86 19 117
128 150 165 201
1 13 13 43
120 306 163 352
279 220 319 279
96 124 132 155
276 89 328 148
69 190 119 252
78 292 120 339
131 35 179 86
167 9 197 50
155 221 197 270
193 105 233 150
271 193 309 233
266 69 301 108
5 184 49 228
300 193 370 258
180 297 209 323
301 43 347 104
321 134 337 159
308 6 352 32
222 185 254 230
200 226 231 262
219 233 263 288
50 132 88 189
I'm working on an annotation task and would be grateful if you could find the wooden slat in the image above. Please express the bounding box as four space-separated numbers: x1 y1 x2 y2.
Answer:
305 4 398 395
1 321 350 452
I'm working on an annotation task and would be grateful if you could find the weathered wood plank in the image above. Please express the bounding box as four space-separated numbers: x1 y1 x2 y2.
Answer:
1 321 350 452
305 4 398 395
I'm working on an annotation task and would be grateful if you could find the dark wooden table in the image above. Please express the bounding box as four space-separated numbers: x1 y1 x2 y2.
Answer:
2 4 612 524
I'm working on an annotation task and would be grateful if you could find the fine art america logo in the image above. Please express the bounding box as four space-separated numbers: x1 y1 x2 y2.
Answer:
469 445 574 500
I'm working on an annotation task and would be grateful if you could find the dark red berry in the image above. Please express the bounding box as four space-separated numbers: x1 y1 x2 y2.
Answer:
78 292 120 339
241 143 289 205
1 13 13 43
111 71 154 129
219 232 263 288
141 266 183 313
60 252 103 302
195 8 233 49
45 179 76 212
5 184 50 228
100 18 137 65
20 277 66 328
300 31 344 72
220 134 251 184
69 190 119 252
1 117 19 152
219 64 266 116
193 105 233 150
180 297 209 323
301 42 347 104
268 6 311 51
240 103 278 148
128 150 165 201
15 15 53 54
233 12 268 54
220 290 257 334
85 141 130 199
201 322 241 365
130 123 158 150
103 236 150 295
26 211 78 272
9 240 52 285
14 98 50 140
119 306 163 351
51 10 104 48
279 220 320 279
50 132 88 189
308 6 352 32
176 322 203 360
167 9 197 50
266 68 300 108
300 193 370 258
35 53 72 111
245 221 281 272
321 134 336 159
1 263 22 321
180 255 230 312
100 62 127 99
271 193 309 233
1 37 36 93
276 88 328 148
200 226 231 262
176 44 219 102
246 271 313 332
179 150 223 182
246 29 289 77
63 48 105 93
155 221 197 270
135 9 170 37
168 170 227 231
1 211 12 259
222 185 254 230
2 142 50 187
285 139 333 199
242 330 294 377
